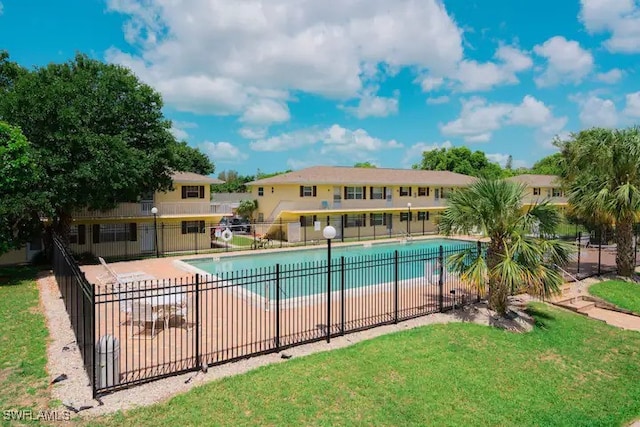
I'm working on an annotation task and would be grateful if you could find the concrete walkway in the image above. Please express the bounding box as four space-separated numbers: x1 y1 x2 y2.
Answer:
550 277 640 332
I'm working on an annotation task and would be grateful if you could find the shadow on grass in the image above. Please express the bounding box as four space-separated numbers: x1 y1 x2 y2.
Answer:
525 305 557 330
0 266 40 287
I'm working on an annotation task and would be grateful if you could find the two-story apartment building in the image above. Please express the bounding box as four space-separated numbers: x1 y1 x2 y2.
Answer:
0 171 228 265
247 166 477 241
506 174 568 207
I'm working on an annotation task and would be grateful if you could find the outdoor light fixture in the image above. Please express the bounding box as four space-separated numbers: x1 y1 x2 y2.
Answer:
151 207 159 258
323 225 336 343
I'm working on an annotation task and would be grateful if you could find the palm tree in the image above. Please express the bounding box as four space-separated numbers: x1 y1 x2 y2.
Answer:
439 179 574 315
559 127 640 277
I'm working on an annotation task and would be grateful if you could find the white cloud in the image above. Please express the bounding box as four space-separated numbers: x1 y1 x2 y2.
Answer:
440 95 567 142
624 91 640 117
169 121 198 141
106 0 463 119
238 127 268 139
344 90 399 119
426 95 450 105
199 141 248 162
249 124 402 161
533 36 594 87
455 45 533 92
420 76 445 92
580 0 640 53
596 68 623 84
240 99 290 125
575 95 618 128
403 141 453 166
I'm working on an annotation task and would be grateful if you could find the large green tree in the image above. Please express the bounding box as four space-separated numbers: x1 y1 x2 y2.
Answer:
559 127 640 277
170 140 214 176
531 152 565 176
0 122 49 255
0 52 209 238
212 170 254 193
439 179 573 315
413 146 504 179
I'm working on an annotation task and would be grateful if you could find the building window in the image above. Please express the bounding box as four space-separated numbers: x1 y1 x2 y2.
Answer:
400 212 413 222
345 186 365 200
257 213 264 222
399 186 412 197
370 213 386 226
552 188 563 197
181 220 205 234
299 215 317 226
533 187 541 196
69 225 86 245
345 214 366 228
417 211 430 221
258 187 264 196
182 185 204 199
299 185 317 197
370 186 385 199
96 223 135 243
418 187 429 197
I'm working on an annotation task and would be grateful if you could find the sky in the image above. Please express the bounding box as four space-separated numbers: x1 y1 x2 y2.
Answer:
1 0 639 176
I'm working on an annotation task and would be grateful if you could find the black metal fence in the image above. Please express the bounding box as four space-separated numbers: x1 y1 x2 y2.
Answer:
51 235 95 392
74 241 480 395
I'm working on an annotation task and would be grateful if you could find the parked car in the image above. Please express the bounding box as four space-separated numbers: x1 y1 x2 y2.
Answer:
217 217 251 233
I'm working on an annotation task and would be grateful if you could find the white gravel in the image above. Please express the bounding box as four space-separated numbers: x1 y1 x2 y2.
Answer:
38 272 534 419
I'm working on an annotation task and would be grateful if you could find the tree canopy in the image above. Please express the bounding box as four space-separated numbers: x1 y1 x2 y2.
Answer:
212 170 254 193
170 140 215 176
354 162 377 168
530 152 565 176
413 146 504 179
0 122 49 255
0 52 213 237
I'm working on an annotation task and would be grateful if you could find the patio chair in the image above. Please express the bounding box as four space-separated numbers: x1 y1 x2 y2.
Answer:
165 295 192 330
576 235 591 248
97 257 155 290
130 302 164 338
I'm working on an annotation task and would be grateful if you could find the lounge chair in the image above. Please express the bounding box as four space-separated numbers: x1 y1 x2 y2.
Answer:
97 257 155 290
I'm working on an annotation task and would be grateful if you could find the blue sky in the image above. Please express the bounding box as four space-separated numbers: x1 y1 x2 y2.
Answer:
1 0 639 176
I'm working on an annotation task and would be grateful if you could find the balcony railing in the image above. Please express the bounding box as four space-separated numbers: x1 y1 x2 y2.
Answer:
73 202 231 219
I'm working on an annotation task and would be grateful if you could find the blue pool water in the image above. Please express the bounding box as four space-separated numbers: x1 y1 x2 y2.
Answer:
184 239 474 299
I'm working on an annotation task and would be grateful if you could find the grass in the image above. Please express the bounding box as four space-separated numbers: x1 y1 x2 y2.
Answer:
589 280 640 314
0 266 51 420
91 304 639 427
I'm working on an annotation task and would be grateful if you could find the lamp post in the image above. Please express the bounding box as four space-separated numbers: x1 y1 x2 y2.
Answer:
407 202 412 236
323 225 337 343
151 207 159 258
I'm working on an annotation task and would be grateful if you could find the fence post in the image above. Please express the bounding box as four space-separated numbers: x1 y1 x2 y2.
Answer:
598 228 602 276
279 218 283 248
438 245 444 312
394 250 399 324
476 241 482 302
635 226 638 266
340 256 345 336
161 223 165 256
195 274 201 370
576 231 581 276
275 264 280 351
91 279 97 399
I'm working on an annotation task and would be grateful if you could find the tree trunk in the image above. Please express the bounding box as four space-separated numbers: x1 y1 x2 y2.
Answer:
486 238 508 315
615 217 635 277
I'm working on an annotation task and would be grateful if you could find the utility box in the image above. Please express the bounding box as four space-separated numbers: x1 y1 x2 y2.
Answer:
95 335 120 388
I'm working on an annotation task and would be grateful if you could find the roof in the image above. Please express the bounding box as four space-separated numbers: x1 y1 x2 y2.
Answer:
171 171 224 184
247 166 477 186
506 174 561 187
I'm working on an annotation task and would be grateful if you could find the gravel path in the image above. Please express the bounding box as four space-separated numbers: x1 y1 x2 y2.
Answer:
38 272 534 419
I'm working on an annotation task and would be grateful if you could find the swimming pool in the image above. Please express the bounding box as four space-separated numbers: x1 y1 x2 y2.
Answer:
181 238 475 301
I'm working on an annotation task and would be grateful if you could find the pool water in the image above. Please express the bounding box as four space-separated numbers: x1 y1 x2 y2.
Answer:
183 239 475 300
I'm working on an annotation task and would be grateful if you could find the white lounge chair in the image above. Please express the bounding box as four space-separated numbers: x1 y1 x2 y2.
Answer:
97 257 154 290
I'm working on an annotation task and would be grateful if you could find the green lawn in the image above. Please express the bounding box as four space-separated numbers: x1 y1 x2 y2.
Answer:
0 267 51 418
589 280 640 314
93 304 640 427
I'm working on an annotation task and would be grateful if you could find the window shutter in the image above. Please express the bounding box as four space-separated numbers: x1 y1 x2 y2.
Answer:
409 187 412 197
181 221 187 234
300 186 304 197
426 212 430 221
427 187 430 196
199 186 205 199
181 186 187 199
383 213 388 226
300 216 306 227
362 214 367 227
78 225 86 245
313 215 317 223
383 187 387 199
343 214 348 228
92 224 100 244
370 187 374 199
344 187 348 199
129 223 137 241
312 186 317 197
199 221 205 233
362 186 366 199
